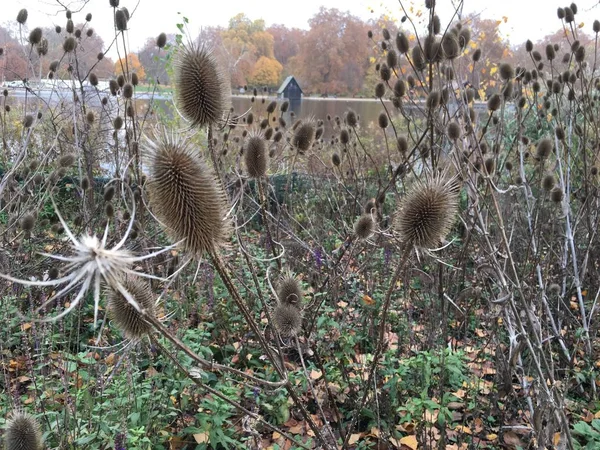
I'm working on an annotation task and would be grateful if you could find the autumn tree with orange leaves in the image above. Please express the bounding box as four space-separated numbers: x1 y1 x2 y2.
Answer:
114 53 145 82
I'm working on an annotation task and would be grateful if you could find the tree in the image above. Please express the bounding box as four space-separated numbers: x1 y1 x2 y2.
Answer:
114 53 145 81
249 56 282 87
138 35 173 84
267 25 305 67
290 8 371 96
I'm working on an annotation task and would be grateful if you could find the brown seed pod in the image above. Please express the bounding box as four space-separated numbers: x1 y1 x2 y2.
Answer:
107 276 155 339
28 27 43 45
332 153 341 166
346 109 358 127
273 303 302 337
292 120 315 153
375 82 386 98
122 83 133 99
113 116 124 130
23 115 34 128
20 213 35 231
499 63 514 80
378 112 389 129
277 272 303 307
174 42 230 128
472 48 482 62
487 94 502 112
550 187 564 202
244 134 267 178
5 411 43 450
58 154 76 168
105 202 115 218
63 36 77 53
354 214 375 240
542 174 556 191
17 9 28 24
394 175 460 248
396 32 409 53
484 157 496 176
397 135 408 153
115 9 128 31
536 138 553 159
441 33 460 59
145 131 231 256
157 32 167 49
447 121 460 140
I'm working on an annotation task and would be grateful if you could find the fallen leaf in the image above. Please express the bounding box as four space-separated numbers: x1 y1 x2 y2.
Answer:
193 432 209 444
400 435 418 450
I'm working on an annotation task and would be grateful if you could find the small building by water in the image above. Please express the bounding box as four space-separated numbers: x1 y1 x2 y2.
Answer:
277 76 303 102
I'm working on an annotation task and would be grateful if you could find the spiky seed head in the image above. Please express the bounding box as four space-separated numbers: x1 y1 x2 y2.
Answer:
548 283 560 295
564 6 574 22
393 79 406 98
107 276 154 339
66 20 74 34
266 100 277 114
23 115 34 128
63 37 77 53
58 154 75 168
545 44 556 61
145 131 231 256
113 116 123 130
5 411 43 450
117 74 125 88
81 177 90 191
458 28 471 48
354 214 375 240
555 126 565 140
397 135 408 153
394 175 460 248
447 121 460 140
499 63 514 80
378 112 389 129
412 45 426 71
536 138 553 159
575 46 585 63
426 91 441 109
28 28 43 45
332 153 341 166
472 48 482 62
55 25 61 33
386 49 398 68
174 42 230 128
379 64 391 82
122 83 133 99
245 134 267 178
280 100 289 113
21 213 35 231
441 34 459 59
382 28 391 40
277 273 303 307
264 127 273 140
85 12 92 21
115 9 128 30
86 111 95 124
540 174 555 192
130 73 139 87
346 110 358 127
551 187 564 202
157 32 167 48
487 94 502 112
375 82 386 98
293 121 315 153
103 185 115 202
16 9 28 24
273 304 302 337
429 15 441 35
89 72 98 86
396 32 409 53
484 157 496 176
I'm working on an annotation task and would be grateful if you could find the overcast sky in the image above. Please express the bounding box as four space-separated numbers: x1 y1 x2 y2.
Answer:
2 0 600 59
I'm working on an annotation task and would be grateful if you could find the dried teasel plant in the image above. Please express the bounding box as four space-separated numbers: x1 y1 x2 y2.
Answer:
144 129 232 257
394 174 460 249
4 410 43 450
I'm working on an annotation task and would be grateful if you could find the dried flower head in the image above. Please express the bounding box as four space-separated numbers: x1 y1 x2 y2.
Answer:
277 272 303 307
108 276 155 339
394 175 460 248
16 9 28 25
536 138 553 159
273 303 302 337
174 42 230 128
292 120 315 153
145 130 231 256
5 411 43 450
354 214 375 240
244 133 268 178
28 28 43 46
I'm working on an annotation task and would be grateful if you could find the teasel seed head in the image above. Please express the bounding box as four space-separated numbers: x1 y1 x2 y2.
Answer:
354 214 375 240
157 32 167 49
58 153 75 168
564 6 574 23
5 411 43 450
441 33 460 59
346 109 358 128
108 276 155 340
472 48 482 62
145 130 231 256
21 213 35 231
332 153 341 166
426 90 441 109
277 272 303 307
115 9 128 30
484 157 496 176
378 112 389 129
16 9 28 25
551 187 564 202
273 304 302 337
379 63 391 82
174 42 230 128
396 32 409 53
542 174 555 191
499 63 514 80
447 121 460 141
458 28 471 48
394 175 460 248
113 116 124 130
104 185 115 202
487 94 502 112
245 133 268 178
375 82 386 98
63 36 77 53
23 115 34 128
412 45 426 71
292 120 315 153
536 138 553 159
386 49 398 68
28 28 43 46
122 83 133 99
397 135 408 153
266 100 277 114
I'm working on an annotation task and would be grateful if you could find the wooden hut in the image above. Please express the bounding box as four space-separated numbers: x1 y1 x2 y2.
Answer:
277 76 303 101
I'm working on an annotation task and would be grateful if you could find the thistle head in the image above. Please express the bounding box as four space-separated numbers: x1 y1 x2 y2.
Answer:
174 42 230 128
394 175 460 248
144 130 231 256
5 411 43 450
108 276 155 340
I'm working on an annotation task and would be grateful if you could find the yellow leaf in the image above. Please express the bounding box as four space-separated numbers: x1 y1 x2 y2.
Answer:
193 432 210 444
490 67 498 76
362 294 376 306
553 432 562 446
21 323 32 331
310 370 322 380
454 425 472 434
487 433 498 440
400 435 418 449
579 22 585 28
349 434 362 445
